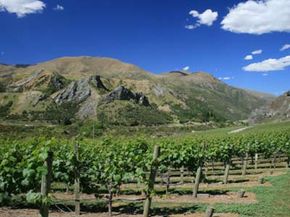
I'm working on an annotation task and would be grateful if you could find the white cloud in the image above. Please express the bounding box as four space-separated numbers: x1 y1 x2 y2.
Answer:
252 50 263 55
221 0 290 35
185 25 196 30
244 55 253 60
280 44 290 51
262 73 269 76
0 0 45 17
54 4 64 11
243 55 290 72
186 9 218 29
218 76 234 80
244 50 263 61
183 66 190 71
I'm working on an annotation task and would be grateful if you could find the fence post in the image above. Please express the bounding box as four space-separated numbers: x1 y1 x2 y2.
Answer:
166 167 170 195
108 184 113 217
255 153 258 172
238 189 246 198
211 160 215 172
242 153 248 176
223 161 230 184
193 166 202 198
40 151 53 217
204 162 208 178
272 153 277 169
205 206 215 217
74 142 80 216
143 145 160 217
180 166 184 184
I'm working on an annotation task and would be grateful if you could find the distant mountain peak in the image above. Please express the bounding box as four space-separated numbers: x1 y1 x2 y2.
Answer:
16 56 152 80
193 71 216 78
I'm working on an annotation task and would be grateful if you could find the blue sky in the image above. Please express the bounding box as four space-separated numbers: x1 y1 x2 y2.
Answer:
0 0 289 95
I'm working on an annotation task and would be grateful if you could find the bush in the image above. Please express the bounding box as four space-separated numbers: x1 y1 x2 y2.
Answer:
0 101 13 118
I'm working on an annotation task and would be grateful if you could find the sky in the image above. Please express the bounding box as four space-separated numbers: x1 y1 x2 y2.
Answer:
0 0 289 95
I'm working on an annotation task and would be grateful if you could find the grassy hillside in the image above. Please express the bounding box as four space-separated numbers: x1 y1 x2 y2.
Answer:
0 57 275 126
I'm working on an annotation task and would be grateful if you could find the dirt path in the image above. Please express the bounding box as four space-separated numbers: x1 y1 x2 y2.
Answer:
228 127 252 134
122 177 276 192
52 191 256 205
154 192 256 204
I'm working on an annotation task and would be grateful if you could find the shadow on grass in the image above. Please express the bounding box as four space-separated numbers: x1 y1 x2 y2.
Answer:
162 188 229 196
115 202 203 216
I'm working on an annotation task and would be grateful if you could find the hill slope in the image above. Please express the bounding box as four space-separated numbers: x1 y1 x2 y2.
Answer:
0 57 275 126
250 91 290 123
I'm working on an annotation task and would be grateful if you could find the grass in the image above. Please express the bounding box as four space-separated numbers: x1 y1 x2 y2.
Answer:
0 113 288 139
213 171 290 217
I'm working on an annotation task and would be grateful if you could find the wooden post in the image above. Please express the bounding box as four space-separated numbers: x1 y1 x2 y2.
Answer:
223 161 230 184
180 166 184 184
193 166 202 198
205 206 214 217
272 154 277 169
166 168 170 195
108 186 113 217
160 173 164 185
40 151 53 217
242 153 248 176
143 145 160 217
238 189 245 198
204 162 208 177
254 153 258 172
74 143 80 216
65 184 70 194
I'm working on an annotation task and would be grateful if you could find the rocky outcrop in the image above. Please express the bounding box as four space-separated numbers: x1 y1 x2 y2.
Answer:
104 86 150 106
249 90 290 123
8 70 65 92
136 92 150 106
50 73 65 90
53 79 91 104
53 75 109 105
89 75 109 91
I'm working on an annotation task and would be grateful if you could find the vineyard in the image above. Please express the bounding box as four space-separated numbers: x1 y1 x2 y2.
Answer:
0 122 290 217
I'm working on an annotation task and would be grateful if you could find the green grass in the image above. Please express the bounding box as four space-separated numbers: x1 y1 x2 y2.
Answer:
213 171 290 217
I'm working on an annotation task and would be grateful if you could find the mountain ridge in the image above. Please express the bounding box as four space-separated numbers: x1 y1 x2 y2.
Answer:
0 56 277 126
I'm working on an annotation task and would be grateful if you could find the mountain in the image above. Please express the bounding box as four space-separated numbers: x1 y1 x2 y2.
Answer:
0 57 275 126
244 89 275 101
250 91 290 123
0 57 151 80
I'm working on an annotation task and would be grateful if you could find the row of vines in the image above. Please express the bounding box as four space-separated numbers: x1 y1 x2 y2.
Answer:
0 127 289 216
